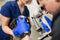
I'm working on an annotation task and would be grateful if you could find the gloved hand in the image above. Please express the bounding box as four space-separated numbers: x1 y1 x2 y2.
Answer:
13 16 30 36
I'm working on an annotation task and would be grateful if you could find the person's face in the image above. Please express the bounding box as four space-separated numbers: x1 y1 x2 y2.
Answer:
38 0 59 14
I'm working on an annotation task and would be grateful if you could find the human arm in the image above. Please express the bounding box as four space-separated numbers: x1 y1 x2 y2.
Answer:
0 14 15 37
0 2 15 37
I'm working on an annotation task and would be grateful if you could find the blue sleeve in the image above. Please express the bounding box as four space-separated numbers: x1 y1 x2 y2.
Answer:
1 2 11 18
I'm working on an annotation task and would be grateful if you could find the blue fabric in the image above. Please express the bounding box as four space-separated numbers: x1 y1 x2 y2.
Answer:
41 16 52 32
13 16 30 36
0 1 29 39
1 1 29 19
44 16 52 27
41 22 50 32
0 26 10 39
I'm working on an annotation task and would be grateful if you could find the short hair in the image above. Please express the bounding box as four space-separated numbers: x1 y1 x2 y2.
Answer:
56 0 60 2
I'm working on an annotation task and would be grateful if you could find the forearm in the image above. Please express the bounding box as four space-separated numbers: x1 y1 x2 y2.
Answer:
22 35 31 40
2 26 14 37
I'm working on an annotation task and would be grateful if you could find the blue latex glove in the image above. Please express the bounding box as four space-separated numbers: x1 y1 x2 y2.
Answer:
13 16 30 36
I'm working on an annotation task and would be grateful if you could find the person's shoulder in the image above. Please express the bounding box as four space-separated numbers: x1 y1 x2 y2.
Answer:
2 1 16 8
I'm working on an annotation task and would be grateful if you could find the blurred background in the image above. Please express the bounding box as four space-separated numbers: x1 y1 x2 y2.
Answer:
0 0 52 40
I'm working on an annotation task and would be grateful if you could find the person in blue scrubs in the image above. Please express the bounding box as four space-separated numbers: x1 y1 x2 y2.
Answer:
0 0 31 40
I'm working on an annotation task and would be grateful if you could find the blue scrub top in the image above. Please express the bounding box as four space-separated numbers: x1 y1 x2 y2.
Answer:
0 1 29 39
1 1 29 19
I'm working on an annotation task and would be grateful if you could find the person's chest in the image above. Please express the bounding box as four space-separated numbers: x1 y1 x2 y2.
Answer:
10 6 20 19
10 5 29 19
